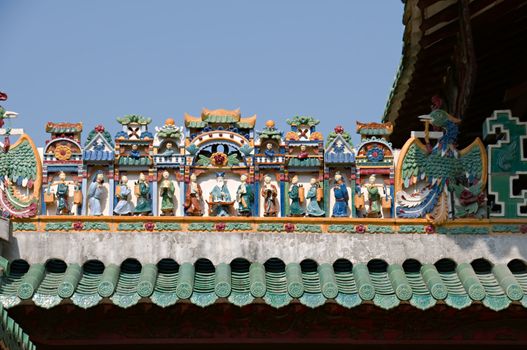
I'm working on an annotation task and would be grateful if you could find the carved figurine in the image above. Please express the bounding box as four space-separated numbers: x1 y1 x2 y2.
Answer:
210 172 232 216
297 145 308 160
162 142 175 156
264 143 275 158
184 174 203 216
130 144 141 159
134 172 152 215
114 175 134 215
88 172 105 216
54 171 71 215
288 175 304 216
236 174 253 216
332 172 349 217
160 170 175 216
306 178 325 217
261 175 278 217
365 174 382 218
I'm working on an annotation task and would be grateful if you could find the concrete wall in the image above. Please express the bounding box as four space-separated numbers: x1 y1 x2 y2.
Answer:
4 230 527 265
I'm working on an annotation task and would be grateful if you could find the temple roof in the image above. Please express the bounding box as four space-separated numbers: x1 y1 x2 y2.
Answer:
356 121 393 136
1 257 525 311
45 122 83 134
184 108 256 128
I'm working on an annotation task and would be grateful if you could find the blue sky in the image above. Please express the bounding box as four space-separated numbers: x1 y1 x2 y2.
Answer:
1 1 404 146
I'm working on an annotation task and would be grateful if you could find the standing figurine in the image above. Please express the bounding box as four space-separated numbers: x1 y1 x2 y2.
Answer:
261 174 278 217
366 174 382 218
54 171 71 215
236 174 253 216
210 172 232 216
288 175 304 216
160 170 175 216
88 172 105 216
134 172 152 215
184 174 203 216
332 172 349 217
306 178 325 217
264 143 275 158
114 175 134 215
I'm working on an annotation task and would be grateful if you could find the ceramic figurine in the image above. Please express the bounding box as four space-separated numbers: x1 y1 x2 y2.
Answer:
332 172 349 217
184 174 203 216
160 170 175 216
297 145 308 160
210 172 232 216
130 144 141 159
54 171 71 215
134 172 152 216
306 178 325 217
264 143 275 158
261 175 278 217
236 174 253 216
88 172 105 216
288 175 304 216
114 175 134 215
162 142 175 156
365 174 382 218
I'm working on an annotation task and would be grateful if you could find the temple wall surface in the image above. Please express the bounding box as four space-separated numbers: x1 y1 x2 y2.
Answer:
4 230 527 265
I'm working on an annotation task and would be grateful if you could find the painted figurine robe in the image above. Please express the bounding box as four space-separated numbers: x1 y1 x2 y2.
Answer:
288 175 304 216
114 175 134 215
264 143 275 158
261 175 278 217
134 172 152 215
210 173 232 216
306 178 325 217
52 171 71 215
130 144 141 159
184 174 203 216
366 174 381 218
162 142 175 156
236 174 253 216
88 172 105 216
160 170 175 215
332 172 349 217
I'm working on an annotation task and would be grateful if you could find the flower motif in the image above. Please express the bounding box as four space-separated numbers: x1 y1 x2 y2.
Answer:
144 222 155 231
366 145 384 162
355 224 366 234
54 145 72 160
521 225 527 234
215 223 226 231
284 223 295 233
210 152 228 166
425 225 435 234
73 221 84 231
334 125 344 134
94 125 105 133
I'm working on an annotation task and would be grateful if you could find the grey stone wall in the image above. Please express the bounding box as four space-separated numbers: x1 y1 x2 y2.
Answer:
3 230 527 265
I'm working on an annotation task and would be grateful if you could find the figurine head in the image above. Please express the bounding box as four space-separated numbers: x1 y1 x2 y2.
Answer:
132 144 138 150
139 172 146 182
264 174 272 184
121 175 128 184
216 172 225 184
59 171 66 181
334 172 342 182
369 174 376 184
310 178 317 185
166 142 173 150
266 143 273 150
190 173 197 182
291 175 298 184
94 171 104 183
300 145 306 152
162 170 170 180
240 174 247 183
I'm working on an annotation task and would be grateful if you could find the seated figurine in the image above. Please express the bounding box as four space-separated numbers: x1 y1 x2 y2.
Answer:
209 172 232 216
264 143 275 158
162 142 175 156
130 144 141 159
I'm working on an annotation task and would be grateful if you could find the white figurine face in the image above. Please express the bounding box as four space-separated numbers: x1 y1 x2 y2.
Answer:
369 175 376 184
132 144 138 150
190 174 197 182
139 173 146 181
264 175 271 184
59 172 66 181
335 174 342 182
96 173 104 182
291 176 298 184
310 178 317 185
121 175 128 184
163 170 170 180
266 143 273 150
217 176 224 185
240 174 247 182
300 145 306 152
166 142 172 149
